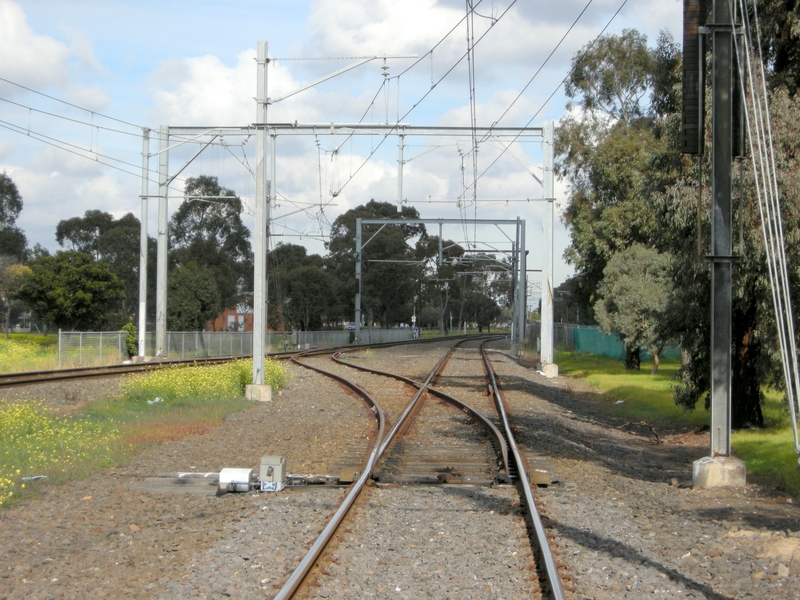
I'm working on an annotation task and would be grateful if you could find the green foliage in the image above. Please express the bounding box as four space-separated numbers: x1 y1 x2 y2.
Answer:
56 210 152 319
328 200 422 328
268 243 329 330
0 172 22 229
121 322 137 357
167 263 221 331
0 261 31 338
0 336 58 373
17 251 124 331
594 244 674 370
284 265 335 330
169 175 252 315
121 358 289 404
0 172 26 261
565 28 653 124
121 360 251 404
754 0 800 93
263 357 290 391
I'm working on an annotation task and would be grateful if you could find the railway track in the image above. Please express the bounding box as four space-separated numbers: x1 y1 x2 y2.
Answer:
0 333 481 389
3 335 566 597
273 338 566 599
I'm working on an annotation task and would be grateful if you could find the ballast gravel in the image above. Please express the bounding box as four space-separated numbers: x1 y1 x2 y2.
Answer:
1 339 799 600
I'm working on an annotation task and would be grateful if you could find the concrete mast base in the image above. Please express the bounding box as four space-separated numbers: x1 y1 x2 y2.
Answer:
692 455 746 488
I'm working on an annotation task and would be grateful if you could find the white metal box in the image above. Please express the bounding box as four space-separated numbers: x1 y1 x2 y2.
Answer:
218 468 253 492
259 455 286 491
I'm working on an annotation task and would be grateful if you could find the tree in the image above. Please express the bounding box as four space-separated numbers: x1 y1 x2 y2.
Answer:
17 251 124 331
565 29 653 125
169 176 252 321
284 266 335 331
557 31 682 303
658 87 800 427
754 0 800 93
327 200 423 328
56 210 154 320
0 259 31 338
463 290 501 333
167 263 220 331
0 172 27 261
415 236 466 334
594 244 674 373
268 243 329 330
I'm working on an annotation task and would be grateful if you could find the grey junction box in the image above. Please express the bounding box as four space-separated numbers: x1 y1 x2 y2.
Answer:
260 456 286 491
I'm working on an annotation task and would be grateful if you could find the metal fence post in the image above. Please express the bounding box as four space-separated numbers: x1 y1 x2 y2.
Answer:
79 332 83 366
58 329 62 369
99 332 103 365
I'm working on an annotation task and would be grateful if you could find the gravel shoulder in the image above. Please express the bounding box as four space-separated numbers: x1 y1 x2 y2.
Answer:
2 344 800 599
487 345 800 599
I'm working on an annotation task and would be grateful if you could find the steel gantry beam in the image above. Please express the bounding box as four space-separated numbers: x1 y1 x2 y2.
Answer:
137 42 554 371
353 218 526 346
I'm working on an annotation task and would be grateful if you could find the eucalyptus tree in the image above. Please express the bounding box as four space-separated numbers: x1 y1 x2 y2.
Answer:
169 176 252 316
0 172 27 261
327 200 423 328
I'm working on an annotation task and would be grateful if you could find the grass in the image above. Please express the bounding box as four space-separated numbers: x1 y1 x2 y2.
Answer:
0 334 59 373
557 350 800 497
557 351 708 429
0 358 289 509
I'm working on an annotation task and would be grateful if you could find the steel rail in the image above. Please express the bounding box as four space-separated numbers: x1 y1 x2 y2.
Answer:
272 352 387 600
333 341 512 481
275 341 471 598
0 334 487 389
0 355 252 388
480 341 566 600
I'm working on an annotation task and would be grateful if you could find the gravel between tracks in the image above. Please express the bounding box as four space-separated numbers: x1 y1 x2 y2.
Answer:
1 341 799 599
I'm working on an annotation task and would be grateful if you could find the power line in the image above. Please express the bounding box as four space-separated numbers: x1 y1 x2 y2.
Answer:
0 96 144 138
333 0 519 198
468 0 630 192
0 76 143 129
483 0 594 134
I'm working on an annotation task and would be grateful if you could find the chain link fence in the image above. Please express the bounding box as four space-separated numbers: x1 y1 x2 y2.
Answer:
58 328 412 367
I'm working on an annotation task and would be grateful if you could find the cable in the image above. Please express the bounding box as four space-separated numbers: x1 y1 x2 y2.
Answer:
468 0 629 192
0 76 143 129
333 0 519 199
483 0 594 133
0 96 143 137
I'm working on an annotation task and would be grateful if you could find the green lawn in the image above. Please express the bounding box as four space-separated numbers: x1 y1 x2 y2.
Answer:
557 350 800 497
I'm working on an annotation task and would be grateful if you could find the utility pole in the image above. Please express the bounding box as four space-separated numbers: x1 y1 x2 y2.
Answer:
248 40 270 399
155 126 169 358
540 121 557 377
692 0 746 487
138 128 149 358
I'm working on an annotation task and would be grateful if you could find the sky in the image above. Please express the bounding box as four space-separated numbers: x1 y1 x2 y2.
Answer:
0 0 684 305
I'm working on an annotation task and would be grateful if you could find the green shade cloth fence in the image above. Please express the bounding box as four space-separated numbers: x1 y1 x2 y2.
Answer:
532 322 681 361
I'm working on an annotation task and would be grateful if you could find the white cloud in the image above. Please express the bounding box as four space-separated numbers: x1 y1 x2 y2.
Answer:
0 1 109 99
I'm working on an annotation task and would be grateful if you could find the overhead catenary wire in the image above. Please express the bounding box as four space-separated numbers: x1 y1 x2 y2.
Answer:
468 0 629 193
331 0 518 200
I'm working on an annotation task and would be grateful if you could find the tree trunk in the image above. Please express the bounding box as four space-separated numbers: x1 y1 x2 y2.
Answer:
650 352 660 375
732 300 764 428
625 345 641 370
650 342 666 375
3 305 9 339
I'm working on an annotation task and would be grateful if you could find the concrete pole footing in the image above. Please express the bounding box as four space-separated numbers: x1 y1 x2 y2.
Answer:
692 455 746 488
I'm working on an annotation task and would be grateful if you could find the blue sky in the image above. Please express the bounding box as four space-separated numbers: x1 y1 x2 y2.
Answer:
0 0 683 300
